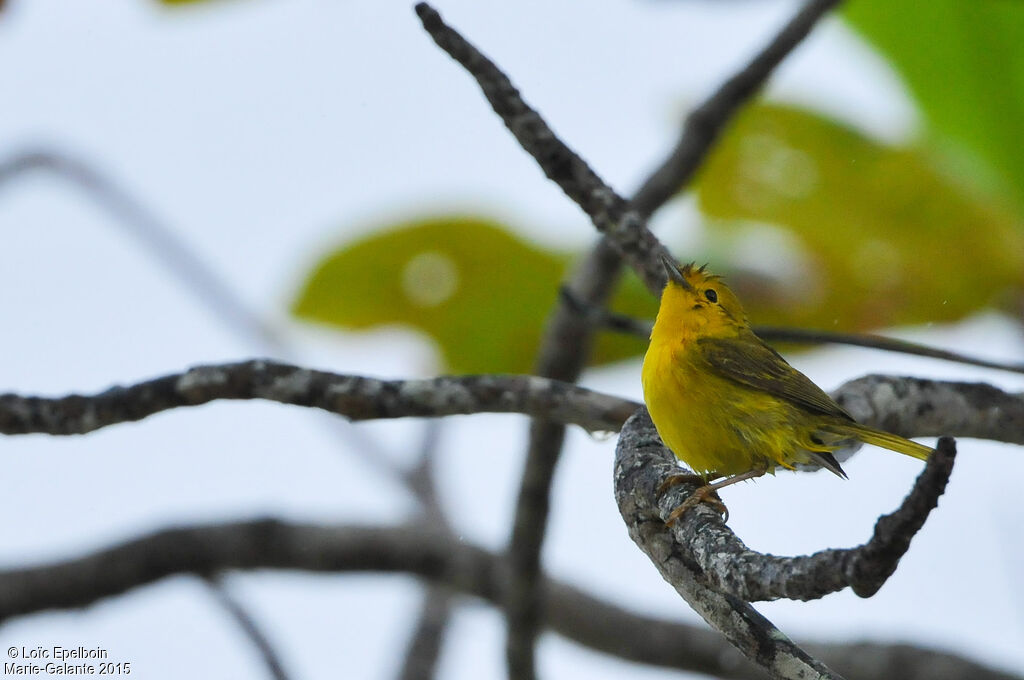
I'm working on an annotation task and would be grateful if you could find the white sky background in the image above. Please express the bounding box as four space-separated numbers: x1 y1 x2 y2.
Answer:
0 0 1022 678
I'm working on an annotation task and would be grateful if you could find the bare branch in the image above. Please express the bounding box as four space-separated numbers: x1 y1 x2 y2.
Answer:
0 360 639 437
836 375 1024 445
414 3 668 295
756 328 1024 376
1 519 1017 680
397 421 457 680
203 576 293 680
505 240 625 680
396 586 455 680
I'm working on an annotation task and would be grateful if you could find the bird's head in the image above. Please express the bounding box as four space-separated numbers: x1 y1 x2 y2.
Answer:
654 254 748 341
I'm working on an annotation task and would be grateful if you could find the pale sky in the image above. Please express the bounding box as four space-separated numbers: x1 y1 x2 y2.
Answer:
0 1 1021 679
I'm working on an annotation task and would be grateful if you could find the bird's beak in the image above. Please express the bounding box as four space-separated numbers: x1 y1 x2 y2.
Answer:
660 253 693 291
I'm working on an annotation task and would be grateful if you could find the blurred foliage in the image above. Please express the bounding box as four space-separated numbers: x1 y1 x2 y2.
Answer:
844 1 1024 207
693 103 1024 330
292 217 653 374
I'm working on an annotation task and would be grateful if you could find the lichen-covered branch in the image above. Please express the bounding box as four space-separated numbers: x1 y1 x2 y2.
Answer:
836 375 1024 445
0 518 1017 680
614 409 957 679
615 409 955 603
0 360 638 437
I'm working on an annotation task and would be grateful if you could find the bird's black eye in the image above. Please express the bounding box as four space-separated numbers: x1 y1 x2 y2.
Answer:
704 289 718 303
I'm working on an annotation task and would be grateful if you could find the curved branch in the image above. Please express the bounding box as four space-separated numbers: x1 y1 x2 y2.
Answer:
0 360 638 437
0 519 1017 680
616 409 955 602
614 410 956 679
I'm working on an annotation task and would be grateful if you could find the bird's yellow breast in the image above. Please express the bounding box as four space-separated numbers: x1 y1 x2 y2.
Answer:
641 337 802 477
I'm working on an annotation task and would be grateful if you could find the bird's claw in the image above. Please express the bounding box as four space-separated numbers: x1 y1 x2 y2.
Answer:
665 486 729 526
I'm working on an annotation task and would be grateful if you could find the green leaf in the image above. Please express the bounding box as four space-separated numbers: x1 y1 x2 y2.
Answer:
844 1 1024 204
291 216 654 374
693 103 1024 331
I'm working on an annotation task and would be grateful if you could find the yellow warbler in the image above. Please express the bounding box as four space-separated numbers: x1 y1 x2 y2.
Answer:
641 255 931 523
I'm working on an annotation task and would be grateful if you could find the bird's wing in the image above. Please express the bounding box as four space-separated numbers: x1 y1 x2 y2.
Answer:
697 333 853 420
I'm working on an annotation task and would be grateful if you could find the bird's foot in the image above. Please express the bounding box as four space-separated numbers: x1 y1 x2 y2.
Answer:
656 473 706 496
664 485 729 525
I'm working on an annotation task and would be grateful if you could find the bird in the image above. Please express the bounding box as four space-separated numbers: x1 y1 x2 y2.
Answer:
641 254 932 524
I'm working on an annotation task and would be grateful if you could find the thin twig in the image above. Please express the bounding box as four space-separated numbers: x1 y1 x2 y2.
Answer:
0 150 278 350
396 586 455 680
757 326 1024 375
0 361 639 436
396 420 457 680
202 576 293 680
560 285 1024 375
1 519 1018 680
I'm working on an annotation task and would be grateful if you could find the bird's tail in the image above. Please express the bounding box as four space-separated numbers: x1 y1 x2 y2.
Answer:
834 423 932 461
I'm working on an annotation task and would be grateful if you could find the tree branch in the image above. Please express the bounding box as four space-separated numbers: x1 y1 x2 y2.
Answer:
396 421 457 680
836 375 1024 445
504 240 625 680
202 576 293 680
0 519 1017 680
0 360 639 437
414 2 667 296
396 585 455 680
